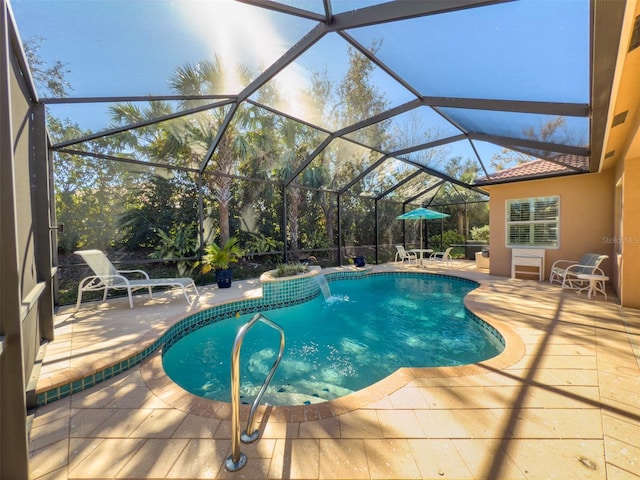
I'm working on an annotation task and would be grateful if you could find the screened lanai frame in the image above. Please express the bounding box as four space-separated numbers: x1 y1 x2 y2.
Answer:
7 0 622 289
1 1 632 478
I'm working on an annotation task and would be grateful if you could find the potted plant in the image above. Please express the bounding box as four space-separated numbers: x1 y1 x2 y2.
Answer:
199 237 244 288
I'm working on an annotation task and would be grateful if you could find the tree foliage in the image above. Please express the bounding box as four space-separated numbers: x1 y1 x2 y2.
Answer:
50 39 489 272
119 172 199 249
489 116 579 171
49 117 133 252
24 36 72 97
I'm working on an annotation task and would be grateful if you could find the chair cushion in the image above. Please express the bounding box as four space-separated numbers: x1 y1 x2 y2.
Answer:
573 254 605 274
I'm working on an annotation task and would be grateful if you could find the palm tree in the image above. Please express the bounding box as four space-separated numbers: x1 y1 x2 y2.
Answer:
111 57 250 249
164 59 254 245
277 118 328 254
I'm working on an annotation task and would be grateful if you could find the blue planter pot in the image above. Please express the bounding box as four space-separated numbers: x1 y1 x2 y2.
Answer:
216 268 233 288
354 256 366 267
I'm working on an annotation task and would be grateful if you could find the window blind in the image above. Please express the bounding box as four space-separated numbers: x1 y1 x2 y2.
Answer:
506 196 559 247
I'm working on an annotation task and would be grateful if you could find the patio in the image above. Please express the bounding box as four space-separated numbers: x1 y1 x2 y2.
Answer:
29 262 640 479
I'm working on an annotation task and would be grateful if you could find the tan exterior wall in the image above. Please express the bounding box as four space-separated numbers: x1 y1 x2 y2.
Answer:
618 151 640 309
485 171 615 286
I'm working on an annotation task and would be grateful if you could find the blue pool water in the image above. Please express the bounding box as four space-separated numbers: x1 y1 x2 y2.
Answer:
162 274 504 406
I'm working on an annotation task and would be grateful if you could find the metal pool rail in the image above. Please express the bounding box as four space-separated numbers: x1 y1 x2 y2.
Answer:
226 313 285 472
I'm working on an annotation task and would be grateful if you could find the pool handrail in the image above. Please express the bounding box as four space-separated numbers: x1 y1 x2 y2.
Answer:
225 313 285 472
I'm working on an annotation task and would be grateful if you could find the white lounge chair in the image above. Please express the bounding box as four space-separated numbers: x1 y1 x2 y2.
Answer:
430 246 453 265
549 253 608 291
394 245 418 264
75 249 199 310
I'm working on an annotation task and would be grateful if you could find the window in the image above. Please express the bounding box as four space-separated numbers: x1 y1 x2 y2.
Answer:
506 196 559 247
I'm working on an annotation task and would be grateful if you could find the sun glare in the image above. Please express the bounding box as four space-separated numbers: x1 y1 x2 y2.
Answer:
176 1 301 90
176 0 313 118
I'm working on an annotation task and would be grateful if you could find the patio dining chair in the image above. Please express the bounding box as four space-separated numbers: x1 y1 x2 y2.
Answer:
394 245 418 264
74 249 199 310
430 246 454 265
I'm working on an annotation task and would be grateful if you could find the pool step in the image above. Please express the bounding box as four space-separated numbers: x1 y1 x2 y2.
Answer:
240 381 354 406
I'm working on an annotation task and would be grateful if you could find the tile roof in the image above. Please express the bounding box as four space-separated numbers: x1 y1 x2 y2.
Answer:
475 154 590 185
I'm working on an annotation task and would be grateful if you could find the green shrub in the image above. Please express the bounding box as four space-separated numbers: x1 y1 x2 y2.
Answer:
428 229 465 249
470 225 490 242
273 262 309 278
244 233 284 255
148 223 198 276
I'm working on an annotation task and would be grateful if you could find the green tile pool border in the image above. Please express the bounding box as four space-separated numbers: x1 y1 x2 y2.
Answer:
37 270 503 406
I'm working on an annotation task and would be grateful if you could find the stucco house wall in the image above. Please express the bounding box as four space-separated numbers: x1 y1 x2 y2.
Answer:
614 140 640 309
484 169 615 292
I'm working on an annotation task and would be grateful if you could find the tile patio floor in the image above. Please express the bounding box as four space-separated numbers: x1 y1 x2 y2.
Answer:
29 262 640 479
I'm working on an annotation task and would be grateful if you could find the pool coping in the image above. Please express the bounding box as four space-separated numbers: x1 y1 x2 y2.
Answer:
139 271 526 422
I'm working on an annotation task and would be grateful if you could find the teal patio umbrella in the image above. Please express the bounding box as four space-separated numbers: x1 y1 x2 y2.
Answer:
396 207 450 249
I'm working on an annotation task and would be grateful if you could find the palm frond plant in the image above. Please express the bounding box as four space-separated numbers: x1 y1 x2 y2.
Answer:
148 224 198 277
199 237 244 288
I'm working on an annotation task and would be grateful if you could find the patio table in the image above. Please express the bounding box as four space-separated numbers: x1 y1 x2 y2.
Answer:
410 248 433 266
577 273 608 299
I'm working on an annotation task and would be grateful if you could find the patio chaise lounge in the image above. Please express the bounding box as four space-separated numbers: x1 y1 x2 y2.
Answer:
75 249 199 310
549 253 608 291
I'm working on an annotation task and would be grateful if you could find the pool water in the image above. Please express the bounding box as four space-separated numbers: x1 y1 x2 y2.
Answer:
162 274 504 406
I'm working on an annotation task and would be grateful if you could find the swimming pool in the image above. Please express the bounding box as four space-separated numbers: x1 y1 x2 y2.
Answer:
162 273 504 406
